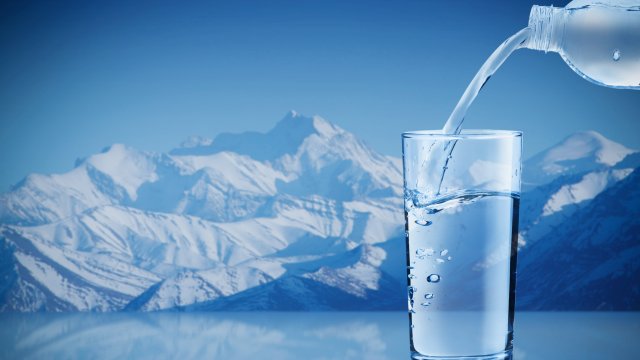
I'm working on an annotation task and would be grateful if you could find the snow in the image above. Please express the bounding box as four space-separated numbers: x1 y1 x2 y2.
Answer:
171 151 285 195
85 144 159 200
0 167 112 225
524 131 635 187
541 131 633 167
15 252 112 311
132 265 275 310
303 245 386 298
542 171 610 216
311 115 341 139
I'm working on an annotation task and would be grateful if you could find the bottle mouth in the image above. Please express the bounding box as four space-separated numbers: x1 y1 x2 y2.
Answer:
527 5 565 53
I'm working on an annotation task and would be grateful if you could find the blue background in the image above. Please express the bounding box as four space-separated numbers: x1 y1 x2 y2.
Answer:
1 0 639 191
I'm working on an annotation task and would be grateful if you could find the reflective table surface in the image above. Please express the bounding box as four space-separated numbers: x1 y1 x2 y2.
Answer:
1 312 638 359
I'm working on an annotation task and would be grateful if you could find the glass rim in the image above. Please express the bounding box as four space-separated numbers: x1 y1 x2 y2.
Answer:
402 129 522 140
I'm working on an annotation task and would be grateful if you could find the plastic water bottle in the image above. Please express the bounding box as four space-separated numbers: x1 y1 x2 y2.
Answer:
526 0 640 89
442 0 638 135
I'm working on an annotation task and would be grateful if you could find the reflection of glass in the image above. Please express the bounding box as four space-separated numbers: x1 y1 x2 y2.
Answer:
402 130 522 360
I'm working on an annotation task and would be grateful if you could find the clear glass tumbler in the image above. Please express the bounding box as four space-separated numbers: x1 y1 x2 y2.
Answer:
402 130 522 360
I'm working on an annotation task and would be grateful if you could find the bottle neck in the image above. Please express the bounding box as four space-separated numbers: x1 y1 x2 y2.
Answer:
526 5 566 53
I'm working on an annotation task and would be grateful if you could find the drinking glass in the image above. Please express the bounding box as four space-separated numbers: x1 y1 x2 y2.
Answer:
402 130 522 360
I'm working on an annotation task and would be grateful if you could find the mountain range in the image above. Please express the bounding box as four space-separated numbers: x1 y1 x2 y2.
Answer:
1 111 638 311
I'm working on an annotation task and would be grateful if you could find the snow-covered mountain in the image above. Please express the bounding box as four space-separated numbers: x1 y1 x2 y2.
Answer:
519 131 636 248
523 131 634 189
0 112 638 311
0 111 404 311
517 168 640 310
517 131 639 309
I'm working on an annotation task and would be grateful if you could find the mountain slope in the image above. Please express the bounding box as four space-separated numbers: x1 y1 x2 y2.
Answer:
0 228 160 311
517 168 640 310
519 132 636 248
189 244 405 312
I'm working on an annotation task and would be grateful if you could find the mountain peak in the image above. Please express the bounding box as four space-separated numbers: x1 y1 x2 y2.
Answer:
547 131 634 166
524 130 635 186
272 111 342 140
169 111 345 160
84 143 158 200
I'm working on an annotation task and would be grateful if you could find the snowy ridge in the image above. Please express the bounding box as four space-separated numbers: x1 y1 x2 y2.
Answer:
524 130 634 188
519 132 637 248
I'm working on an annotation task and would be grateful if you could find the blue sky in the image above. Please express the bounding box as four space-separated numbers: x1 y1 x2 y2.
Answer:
1 0 638 191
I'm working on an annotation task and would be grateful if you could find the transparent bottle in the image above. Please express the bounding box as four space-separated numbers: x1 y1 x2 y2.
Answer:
526 0 640 89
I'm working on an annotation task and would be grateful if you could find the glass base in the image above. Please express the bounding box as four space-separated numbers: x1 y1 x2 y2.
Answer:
411 350 512 360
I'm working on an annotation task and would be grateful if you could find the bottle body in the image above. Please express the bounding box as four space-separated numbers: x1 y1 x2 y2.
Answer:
527 0 640 89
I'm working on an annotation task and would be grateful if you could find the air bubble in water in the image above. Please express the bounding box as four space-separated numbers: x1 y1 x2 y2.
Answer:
408 274 416 279
440 249 448 256
416 248 426 257
425 248 435 256
436 258 445 264
415 219 433 226
421 302 431 307
427 274 441 283
425 293 434 299
613 49 621 61
447 256 453 261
